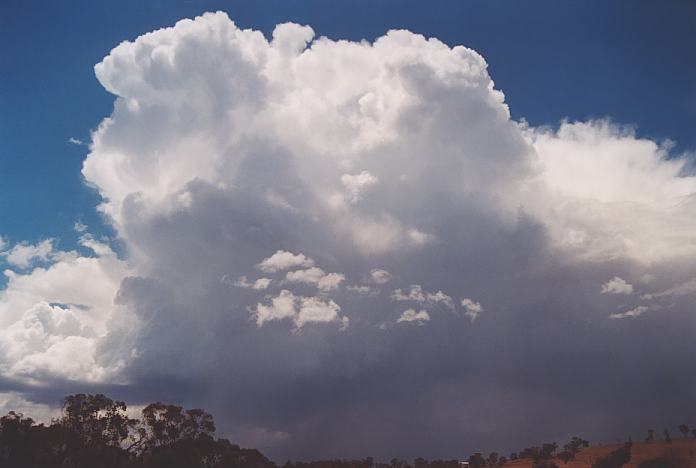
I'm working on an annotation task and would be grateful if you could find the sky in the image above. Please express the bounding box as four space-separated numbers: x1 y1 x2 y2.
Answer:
1 0 696 462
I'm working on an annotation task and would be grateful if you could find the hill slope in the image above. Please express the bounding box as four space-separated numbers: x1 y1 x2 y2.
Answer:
503 439 696 468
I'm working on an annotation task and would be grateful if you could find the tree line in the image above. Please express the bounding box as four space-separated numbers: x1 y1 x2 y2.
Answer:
1 394 694 468
0 393 275 468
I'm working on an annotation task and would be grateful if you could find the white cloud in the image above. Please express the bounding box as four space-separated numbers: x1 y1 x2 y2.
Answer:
609 305 649 320
427 290 455 309
391 285 426 302
0 236 129 383
391 285 454 309
252 289 347 330
397 309 430 324
3 239 54 268
3 12 696 455
460 298 483 321
0 392 61 424
370 269 392 285
341 171 378 203
253 289 297 327
600 276 634 295
349 216 434 254
0 302 102 381
256 251 315 273
296 296 344 329
641 278 696 300
285 267 345 292
526 120 696 264
271 22 314 56
346 285 376 295
234 276 272 290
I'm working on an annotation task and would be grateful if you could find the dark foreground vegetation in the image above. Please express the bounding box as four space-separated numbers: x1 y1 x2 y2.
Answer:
0 394 274 468
0 394 694 468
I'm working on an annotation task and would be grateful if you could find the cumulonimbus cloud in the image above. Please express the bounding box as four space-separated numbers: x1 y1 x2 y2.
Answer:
1 11 696 460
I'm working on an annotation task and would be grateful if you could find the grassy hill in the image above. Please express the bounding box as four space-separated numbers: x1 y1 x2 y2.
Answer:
503 439 696 468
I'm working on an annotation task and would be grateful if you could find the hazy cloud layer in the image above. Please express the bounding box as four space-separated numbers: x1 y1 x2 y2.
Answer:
2 11 696 461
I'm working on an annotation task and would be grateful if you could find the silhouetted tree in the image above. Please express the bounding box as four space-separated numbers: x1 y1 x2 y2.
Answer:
544 443 558 456
60 393 136 447
559 436 588 463
58 393 135 468
0 411 42 467
468 453 486 468
519 446 540 459
0 393 286 468
515 442 559 468
487 452 498 467
663 429 671 443
678 425 689 438
646 429 655 443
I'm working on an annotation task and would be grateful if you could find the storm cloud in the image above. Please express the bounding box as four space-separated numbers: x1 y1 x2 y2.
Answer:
2 11 696 461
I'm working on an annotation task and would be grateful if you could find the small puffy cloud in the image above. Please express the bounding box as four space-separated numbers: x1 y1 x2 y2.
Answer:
0 237 7 252
285 267 345 291
234 276 272 290
346 285 376 295
73 221 88 233
256 251 314 273
370 269 392 285
252 290 347 330
391 285 426 302
3 239 54 268
600 276 634 295
397 309 430 324
68 137 85 145
391 285 454 309
253 290 297 327
427 290 455 309
341 171 378 203
460 298 483 321
609 305 650 320
296 296 344 329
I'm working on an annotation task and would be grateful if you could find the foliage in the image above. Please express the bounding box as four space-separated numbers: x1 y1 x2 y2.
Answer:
678 425 689 438
0 394 275 468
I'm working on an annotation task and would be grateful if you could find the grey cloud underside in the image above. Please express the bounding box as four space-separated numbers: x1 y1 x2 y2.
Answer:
2 11 696 461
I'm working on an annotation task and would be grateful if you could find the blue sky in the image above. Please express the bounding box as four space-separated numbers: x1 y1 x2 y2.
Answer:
2 0 695 250
2 1 696 460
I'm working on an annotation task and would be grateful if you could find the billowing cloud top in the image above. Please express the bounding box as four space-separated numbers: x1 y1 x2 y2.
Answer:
2 11 696 460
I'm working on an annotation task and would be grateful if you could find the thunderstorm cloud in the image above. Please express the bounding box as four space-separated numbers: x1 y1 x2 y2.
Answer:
1 11 696 460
